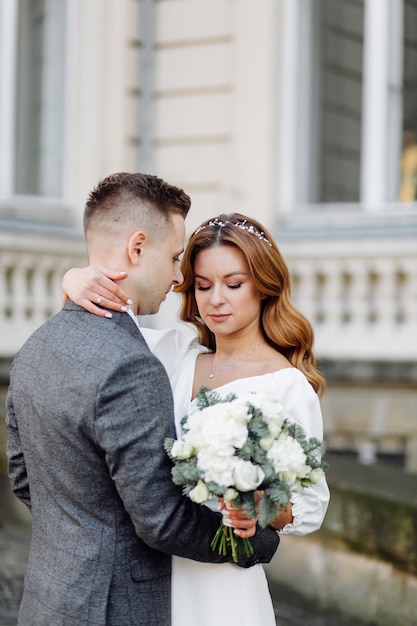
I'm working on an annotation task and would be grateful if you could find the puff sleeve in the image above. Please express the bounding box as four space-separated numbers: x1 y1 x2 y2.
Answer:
271 369 330 535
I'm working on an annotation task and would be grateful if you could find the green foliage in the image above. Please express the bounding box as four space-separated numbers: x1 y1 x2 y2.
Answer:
265 483 292 504
247 415 269 438
171 462 199 486
284 419 307 441
205 481 226 498
164 437 174 457
258 495 280 528
254 459 275 485
304 438 328 469
237 438 256 460
239 492 257 519
194 386 237 409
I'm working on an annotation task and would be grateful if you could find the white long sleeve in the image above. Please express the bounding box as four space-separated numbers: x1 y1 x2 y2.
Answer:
266 368 330 535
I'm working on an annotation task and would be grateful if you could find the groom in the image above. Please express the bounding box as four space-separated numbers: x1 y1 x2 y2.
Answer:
6 172 279 625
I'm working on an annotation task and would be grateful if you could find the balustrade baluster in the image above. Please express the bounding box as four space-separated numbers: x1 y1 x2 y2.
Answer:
289 260 319 323
0 253 12 324
320 262 344 327
344 259 371 328
399 259 417 326
370 259 397 328
31 260 51 327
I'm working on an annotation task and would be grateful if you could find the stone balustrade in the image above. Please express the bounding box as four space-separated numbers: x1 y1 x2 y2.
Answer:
0 220 86 357
1 217 416 362
280 236 417 361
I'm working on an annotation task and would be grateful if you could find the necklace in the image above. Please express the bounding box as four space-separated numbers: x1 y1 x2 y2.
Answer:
209 342 264 379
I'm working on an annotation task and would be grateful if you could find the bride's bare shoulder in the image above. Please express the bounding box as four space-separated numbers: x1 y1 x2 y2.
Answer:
193 352 213 393
262 345 292 373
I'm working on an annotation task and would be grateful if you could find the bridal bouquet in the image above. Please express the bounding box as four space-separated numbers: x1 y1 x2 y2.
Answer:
164 386 327 563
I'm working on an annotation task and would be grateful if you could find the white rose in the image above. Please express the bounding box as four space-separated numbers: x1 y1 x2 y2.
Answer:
244 392 287 436
279 470 299 487
232 458 265 492
224 398 252 424
260 435 274 451
204 414 248 452
266 416 286 439
307 467 325 483
183 413 207 450
197 449 235 487
246 391 285 416
170 440 193 460
263 407 287 438
267 437 307 477
184 428 210 453
223 487 239 502
189 480 211 503
186 403 250 454
260 396 286 422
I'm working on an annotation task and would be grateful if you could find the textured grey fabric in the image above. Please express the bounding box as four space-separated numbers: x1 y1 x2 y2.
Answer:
6 300 279 625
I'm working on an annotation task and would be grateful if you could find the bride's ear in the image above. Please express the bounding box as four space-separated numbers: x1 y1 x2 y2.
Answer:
127 230 146 266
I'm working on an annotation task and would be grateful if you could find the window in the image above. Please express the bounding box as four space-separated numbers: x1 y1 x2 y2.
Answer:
319 0 364 203
0 0 69 200
279 0 417 209
398 0 417 201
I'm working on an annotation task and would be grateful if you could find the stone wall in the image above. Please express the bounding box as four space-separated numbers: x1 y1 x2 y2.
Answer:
265 452 417 626
321 360 417 472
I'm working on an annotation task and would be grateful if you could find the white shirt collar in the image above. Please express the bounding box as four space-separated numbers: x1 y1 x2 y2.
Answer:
126 308 141 331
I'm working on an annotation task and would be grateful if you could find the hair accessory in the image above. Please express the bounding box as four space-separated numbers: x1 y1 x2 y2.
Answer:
193 217 272 247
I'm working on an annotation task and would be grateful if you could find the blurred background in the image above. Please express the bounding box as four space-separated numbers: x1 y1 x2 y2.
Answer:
0 1 416 624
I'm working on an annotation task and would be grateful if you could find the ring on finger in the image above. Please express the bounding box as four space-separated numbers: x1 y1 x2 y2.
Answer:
96 296 103 304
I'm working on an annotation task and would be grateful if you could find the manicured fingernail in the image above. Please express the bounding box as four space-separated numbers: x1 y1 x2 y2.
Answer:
121 306 128 312
126 299 133 305
119 271 127 275
105 312 113 318
223 516 232 527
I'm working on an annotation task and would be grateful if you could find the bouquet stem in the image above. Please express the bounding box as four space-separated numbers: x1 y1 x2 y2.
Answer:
210 522 254 564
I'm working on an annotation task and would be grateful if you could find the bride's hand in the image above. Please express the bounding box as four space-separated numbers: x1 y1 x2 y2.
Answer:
219 500 258 539
269 503 293 531
62 266 132 318
255 490 293 532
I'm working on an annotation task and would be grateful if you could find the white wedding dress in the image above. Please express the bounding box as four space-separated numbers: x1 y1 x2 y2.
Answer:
142 326 330 626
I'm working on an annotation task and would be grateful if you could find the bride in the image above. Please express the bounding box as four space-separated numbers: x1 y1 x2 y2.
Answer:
63 213 330 625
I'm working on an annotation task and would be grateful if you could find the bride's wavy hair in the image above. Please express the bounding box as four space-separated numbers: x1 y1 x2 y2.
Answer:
174 212 326 396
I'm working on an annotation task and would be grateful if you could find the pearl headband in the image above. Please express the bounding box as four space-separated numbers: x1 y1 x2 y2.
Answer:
193 217 272 247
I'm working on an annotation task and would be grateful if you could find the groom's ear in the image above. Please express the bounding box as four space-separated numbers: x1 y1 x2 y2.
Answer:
127 230 146 266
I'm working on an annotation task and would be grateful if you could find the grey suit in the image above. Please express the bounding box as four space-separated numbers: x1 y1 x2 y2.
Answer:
6 300 279 625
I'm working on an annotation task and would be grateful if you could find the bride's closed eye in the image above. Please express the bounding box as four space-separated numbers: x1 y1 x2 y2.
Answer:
196 283 242 291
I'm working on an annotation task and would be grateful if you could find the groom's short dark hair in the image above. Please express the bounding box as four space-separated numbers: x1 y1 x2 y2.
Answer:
83 172 191 235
